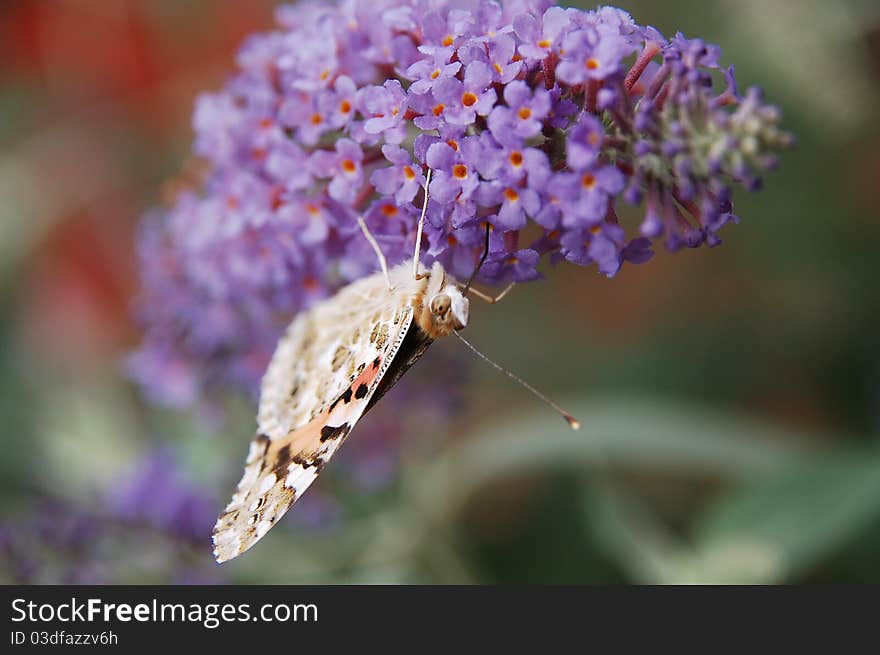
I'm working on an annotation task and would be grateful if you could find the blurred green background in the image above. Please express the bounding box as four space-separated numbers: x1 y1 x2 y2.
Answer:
1 0 879 584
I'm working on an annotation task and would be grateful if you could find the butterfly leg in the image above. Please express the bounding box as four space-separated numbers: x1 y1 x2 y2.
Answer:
466 282 516 305
412 169 432 280
460 223 515 304
357 217 392 290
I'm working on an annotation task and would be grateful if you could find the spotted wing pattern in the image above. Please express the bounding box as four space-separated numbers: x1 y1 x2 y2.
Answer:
212 270 419 563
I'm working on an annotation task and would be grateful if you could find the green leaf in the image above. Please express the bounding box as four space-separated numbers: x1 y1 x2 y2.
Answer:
585 480 690 584
693 449 880 582
414 395 805 520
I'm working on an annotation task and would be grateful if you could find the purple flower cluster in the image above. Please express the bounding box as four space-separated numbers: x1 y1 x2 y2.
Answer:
0 449 221 583
130 0 790 404
109 448 217 544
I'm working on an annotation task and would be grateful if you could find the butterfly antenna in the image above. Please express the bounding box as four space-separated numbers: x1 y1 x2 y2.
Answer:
462 222 491 295
453 331 581 430
412 168 432 280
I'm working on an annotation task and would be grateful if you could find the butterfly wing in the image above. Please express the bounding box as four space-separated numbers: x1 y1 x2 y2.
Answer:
212 270 420 563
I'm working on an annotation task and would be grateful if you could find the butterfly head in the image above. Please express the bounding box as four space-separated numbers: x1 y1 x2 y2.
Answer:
419 262 469 338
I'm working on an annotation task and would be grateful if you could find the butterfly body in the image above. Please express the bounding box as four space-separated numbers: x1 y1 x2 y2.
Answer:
212 260 467 563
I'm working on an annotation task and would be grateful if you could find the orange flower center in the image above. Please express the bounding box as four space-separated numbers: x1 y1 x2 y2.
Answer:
517 107 532 120
339 100 352 114
310 113 323 125
341 159 357 173
258 118 273 129
446 139 459 151
381 204 398 217
403 165 416 180
441 35 454 47
581 173 596 189
504 188 519 202
537 39 551 49
452 164 468 179
586 58 600 70
306 203 320 216
509 151 523 167
431 68 441 80
432 103 445 117
462 92 478 107
270 187 284 210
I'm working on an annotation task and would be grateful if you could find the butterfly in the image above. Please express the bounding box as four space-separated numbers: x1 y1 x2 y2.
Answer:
212 172 576 563
212 167 475 562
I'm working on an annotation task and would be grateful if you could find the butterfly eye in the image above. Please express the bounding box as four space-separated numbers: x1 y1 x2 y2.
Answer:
430 294 451 317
